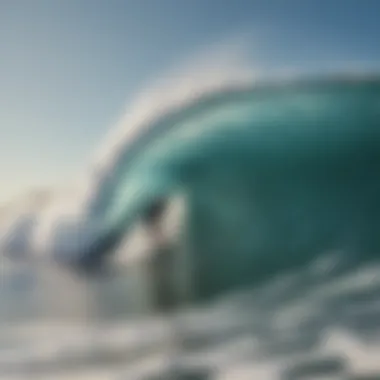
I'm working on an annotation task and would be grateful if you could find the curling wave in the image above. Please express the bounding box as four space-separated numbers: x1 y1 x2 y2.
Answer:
1 56 380 301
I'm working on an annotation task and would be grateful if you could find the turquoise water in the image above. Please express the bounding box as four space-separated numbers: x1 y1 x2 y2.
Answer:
74 78 380 302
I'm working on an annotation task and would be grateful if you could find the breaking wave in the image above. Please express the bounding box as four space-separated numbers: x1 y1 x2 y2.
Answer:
1 44 380 302
1 44 380 380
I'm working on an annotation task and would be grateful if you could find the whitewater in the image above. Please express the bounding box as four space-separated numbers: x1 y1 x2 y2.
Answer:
1 47 380 378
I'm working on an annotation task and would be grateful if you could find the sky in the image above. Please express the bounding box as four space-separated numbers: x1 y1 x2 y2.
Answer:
0 0 379 205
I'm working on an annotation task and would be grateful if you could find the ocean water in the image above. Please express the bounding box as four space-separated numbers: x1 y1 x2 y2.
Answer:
1 62 380 378
2 257 380 380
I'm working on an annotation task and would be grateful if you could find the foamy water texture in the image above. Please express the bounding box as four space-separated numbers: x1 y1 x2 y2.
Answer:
1 45 380 378
2 261 380 379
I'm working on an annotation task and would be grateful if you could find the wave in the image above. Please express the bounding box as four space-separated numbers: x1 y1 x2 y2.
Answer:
1 46 380 301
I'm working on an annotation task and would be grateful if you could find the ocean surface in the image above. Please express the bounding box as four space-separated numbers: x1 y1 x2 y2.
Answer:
2 256 380 380
1 58 380 378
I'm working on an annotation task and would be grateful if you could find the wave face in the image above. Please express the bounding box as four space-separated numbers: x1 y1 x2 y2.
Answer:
83 78 380 300
1 65 380 302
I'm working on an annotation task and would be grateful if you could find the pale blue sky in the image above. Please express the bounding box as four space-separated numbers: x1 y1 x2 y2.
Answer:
1 0 379 204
